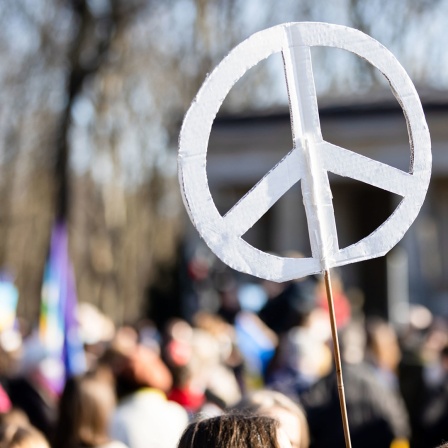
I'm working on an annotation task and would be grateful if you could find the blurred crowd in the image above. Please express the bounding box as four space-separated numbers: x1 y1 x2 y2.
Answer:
0 252 447 448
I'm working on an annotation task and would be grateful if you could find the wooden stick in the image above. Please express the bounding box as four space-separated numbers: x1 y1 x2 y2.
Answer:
324 269 352 448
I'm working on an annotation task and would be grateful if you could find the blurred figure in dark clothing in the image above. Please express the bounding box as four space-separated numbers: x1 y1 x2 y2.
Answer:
5 334 58 443
394 310 448 448
417 344 448 448
300 361 410 448
258 279 316 335
216 277 241 326
5 377 56 443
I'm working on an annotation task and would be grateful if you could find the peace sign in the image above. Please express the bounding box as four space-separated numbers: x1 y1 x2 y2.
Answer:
178 22 431 282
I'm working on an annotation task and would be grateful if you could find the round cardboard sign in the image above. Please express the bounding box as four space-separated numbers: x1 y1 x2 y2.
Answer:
178 22 431 282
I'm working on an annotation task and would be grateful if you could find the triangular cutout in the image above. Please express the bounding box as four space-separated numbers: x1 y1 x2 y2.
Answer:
314 47 411 174
329 172 403 250
208 119 294 216
207 53 293 217
241 180 312 258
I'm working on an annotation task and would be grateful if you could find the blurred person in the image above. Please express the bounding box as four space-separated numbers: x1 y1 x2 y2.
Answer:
133 319 161 355
315 272 351 329
265 322 332 397
77 302 115 370
396 313 448 448
162 318 204 413
199 309 248 372
104 326 188 448
301 361 411 448
215 275 241 325
258 277 317 336
417 343 448 448
0 409 30 429
300 333 410 448
420 317 448 389
193 311 240 367
199 290 276 392
53 370 126 448
234 390 309 448
233 311 277 386
162 319 194 370
0 423 49 448
190 314 242 408
396 306 434 447
183 247 218 321
167 364 205 415
5 333 58 441
177 413 291 448
162 318 209 414
107 326 173 396
364 317 401 390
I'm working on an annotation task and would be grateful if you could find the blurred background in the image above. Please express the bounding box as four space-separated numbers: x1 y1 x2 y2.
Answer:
1 2 448 448
0 0 447 330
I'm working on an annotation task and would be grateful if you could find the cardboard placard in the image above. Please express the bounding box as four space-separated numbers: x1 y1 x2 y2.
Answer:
178 22 431 282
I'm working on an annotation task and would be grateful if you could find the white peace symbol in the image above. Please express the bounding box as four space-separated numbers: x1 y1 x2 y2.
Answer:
178 22 431 282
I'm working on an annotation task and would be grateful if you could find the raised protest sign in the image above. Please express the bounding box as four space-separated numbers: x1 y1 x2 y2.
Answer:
179 22 431 448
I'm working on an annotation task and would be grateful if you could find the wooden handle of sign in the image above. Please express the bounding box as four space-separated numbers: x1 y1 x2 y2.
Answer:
324 269 352 448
